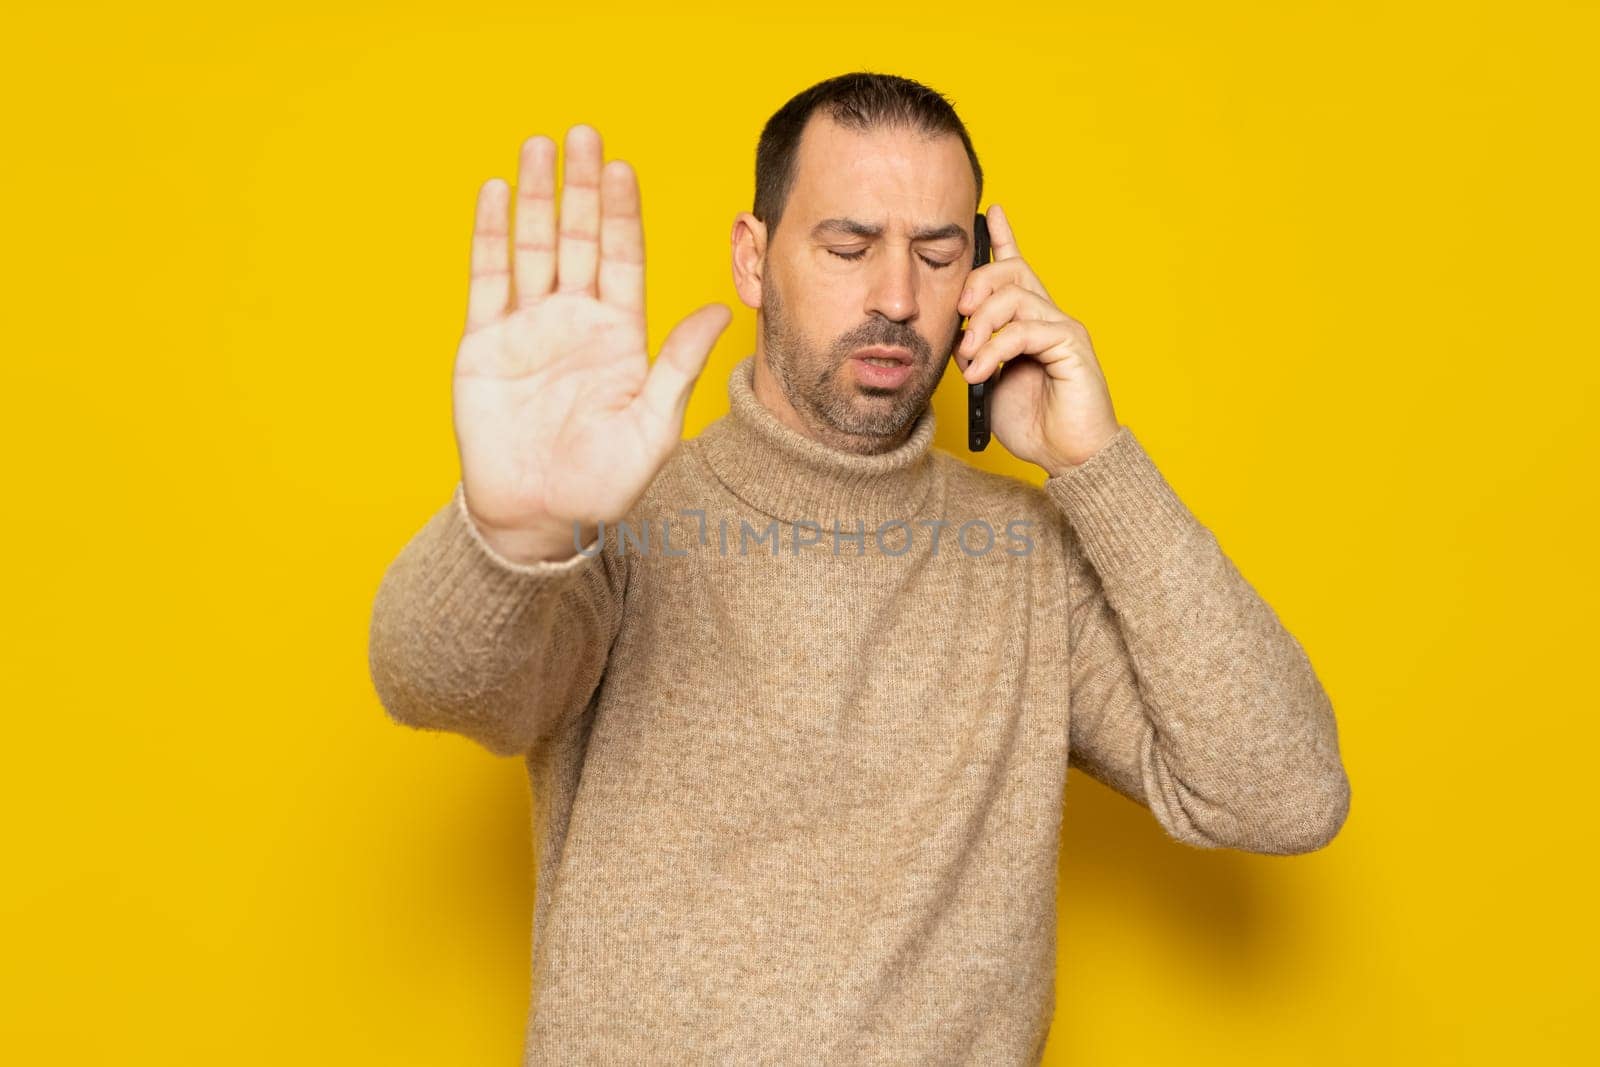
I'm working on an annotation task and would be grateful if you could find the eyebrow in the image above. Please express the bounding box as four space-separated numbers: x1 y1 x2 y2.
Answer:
810 217 969 245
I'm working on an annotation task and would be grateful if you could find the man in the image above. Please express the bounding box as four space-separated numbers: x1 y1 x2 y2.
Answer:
368 71 1351 1065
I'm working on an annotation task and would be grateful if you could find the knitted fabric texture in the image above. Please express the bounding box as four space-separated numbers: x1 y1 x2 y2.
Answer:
367 354 1351 1065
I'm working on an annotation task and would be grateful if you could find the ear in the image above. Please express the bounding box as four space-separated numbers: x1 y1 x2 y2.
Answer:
730 211 767 310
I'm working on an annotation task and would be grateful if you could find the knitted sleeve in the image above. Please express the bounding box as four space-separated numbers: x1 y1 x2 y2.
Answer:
1044 426 1351 855
366 482 626 758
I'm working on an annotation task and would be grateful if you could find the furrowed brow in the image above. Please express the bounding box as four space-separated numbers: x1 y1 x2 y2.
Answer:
910 223 967 245
811 217 883 239
810 218 970 247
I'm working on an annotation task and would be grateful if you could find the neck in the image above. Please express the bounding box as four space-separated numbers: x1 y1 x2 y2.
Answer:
691 355 939 527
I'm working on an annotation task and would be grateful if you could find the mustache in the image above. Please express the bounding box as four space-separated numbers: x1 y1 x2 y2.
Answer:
838 315 960 361
830 319 937 362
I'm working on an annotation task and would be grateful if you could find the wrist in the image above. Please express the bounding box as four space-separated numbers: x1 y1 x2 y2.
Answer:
466 508 600 566
1043 424 1123 478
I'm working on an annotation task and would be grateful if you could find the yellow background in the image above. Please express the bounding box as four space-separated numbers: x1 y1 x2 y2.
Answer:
6 1 1595 1062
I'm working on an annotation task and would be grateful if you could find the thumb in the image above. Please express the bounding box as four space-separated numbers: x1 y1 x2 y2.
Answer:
637 302 732 435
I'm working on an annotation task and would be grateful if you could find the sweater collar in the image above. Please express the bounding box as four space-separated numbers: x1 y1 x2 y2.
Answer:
691 355 939 526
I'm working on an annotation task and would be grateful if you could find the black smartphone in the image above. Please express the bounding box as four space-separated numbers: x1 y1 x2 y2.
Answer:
966 213 996 451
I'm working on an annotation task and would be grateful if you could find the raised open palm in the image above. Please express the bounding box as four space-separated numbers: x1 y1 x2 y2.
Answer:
453 125 731 563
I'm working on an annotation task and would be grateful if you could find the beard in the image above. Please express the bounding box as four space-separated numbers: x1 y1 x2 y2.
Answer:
760 276 958 442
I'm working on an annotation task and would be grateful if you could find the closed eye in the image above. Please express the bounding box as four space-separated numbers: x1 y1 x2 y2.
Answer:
828 249 956 269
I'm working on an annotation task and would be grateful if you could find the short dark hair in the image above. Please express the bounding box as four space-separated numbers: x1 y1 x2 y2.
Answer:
753 71 983 236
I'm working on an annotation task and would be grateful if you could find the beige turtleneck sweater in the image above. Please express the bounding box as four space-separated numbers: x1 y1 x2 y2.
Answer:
367 354 1351 1065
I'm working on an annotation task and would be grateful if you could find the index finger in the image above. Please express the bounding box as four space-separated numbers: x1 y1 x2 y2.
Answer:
986 203 1022 260
599 159 645 318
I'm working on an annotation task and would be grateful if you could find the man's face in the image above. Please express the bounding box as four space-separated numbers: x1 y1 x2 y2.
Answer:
759 115 976 443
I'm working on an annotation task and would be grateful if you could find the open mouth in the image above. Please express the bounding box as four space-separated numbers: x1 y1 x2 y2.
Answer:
852 346 913 366
849 348 915 388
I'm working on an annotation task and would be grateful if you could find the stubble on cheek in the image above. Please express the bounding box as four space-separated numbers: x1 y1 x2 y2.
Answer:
762 278 961 439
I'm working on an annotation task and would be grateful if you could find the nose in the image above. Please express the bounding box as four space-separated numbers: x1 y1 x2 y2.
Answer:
864 244 919 324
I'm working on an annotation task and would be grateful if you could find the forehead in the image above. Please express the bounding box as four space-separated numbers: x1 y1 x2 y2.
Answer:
786 114 976 229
